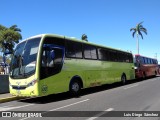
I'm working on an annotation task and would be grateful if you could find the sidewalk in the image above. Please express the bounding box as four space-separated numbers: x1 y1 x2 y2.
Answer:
0 93 21 103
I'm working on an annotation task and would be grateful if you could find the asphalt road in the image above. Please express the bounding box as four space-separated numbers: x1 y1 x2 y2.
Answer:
0 77 160 120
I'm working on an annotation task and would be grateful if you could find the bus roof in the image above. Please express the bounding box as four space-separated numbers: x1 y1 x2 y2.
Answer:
19 33 132 54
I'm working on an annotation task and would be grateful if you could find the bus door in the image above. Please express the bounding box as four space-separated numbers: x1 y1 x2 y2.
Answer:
40 44 65 79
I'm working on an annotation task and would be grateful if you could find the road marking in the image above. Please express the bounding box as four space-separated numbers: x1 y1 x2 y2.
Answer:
0 104 34 111
0 105 13 108
49 99 90 111
19 99 90 120
86 108 114 120
124 84 139 90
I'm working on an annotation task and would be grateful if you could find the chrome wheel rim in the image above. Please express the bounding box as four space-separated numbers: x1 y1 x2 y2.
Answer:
72 82 79 92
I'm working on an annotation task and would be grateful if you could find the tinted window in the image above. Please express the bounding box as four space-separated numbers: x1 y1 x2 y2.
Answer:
144 58 148 64
148 58 151 64
153 59 158 64
153 59 155 64
98 48 133 63
98 48 110 61
40 46 64 79
141 57 145 64
119 53 126 62
117 52 122 62
109 50 117 62
150 59 153 64
40 37 65 79
66 41 82 58
84 44 97 59
43 37 65 46
147 58 150 64
10 38 41 79
127 53 133 63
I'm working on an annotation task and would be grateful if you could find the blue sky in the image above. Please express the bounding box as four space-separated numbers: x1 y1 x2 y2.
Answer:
1 0 160 62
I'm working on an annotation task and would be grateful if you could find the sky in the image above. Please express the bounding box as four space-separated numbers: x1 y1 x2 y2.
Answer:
1 0 160 62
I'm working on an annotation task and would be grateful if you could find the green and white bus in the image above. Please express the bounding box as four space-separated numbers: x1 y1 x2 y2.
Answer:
9 34 135 97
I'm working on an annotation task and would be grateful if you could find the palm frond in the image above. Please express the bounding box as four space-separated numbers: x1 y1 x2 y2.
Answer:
9 25 17 30
138 30 143 39
130 28 136 32
139 25 144 29
132 31 136 38
9 25 21 32
137 21 144 29
81 34 88 41
138 21 144 26
0 25 7 31
140 28 147 35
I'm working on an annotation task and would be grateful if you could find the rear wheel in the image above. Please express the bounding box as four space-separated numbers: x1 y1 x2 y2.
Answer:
121 74 126 85
69 80 81 96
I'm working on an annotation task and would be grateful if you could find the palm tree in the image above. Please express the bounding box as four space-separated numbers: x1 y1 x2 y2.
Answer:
9 25 21 32
0 24 22 65
130 21 147 54
81 34 88 42
0 24 22 53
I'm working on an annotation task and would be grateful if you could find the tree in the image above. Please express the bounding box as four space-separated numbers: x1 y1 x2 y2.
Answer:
130 21 147 54
0 24 22 53
81 34 88 42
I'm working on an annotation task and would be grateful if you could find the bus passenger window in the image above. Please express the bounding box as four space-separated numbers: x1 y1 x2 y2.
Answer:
40 45 64 79
84 44 97 60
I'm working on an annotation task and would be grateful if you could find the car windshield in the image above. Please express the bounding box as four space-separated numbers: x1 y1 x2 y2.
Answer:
10 37 41 79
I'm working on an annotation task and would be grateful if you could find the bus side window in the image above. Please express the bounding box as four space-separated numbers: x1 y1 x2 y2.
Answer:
66 40 82 58
98 48 110 61
41 49 54 67
84 44 97 60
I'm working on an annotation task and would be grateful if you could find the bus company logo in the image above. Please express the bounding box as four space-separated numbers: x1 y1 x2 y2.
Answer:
41 85 48 93
16 82 21 94
16 82 21 87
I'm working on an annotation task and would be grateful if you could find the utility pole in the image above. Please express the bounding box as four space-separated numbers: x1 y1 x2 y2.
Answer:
155 53 157 59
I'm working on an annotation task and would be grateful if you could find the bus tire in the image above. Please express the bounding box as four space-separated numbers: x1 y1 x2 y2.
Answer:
121 74 126 85
69 80 81 97
142 72 146 79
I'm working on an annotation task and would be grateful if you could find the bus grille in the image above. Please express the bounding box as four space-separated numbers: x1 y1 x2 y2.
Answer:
12 85 26 90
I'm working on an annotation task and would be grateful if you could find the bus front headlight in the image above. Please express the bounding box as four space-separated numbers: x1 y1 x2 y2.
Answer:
27 79 37 88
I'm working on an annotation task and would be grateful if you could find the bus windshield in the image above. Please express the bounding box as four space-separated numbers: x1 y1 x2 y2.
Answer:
10 37 41 79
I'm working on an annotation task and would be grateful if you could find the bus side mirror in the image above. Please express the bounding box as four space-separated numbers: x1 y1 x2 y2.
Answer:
50 50 55 60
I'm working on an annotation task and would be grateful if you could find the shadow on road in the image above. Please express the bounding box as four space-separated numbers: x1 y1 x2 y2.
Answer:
19 76 159 104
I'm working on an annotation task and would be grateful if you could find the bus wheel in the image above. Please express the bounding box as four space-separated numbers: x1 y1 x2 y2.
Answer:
142 72 146 79
121 74 126 85
69 80 81 96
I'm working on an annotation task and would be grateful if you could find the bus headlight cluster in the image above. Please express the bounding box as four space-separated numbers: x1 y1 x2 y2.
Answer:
27 79 37 88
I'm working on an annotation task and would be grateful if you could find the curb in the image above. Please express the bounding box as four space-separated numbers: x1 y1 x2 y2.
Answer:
0 96 24 103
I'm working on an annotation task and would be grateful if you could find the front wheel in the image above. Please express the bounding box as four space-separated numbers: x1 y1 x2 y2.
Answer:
142 72 146 79
69 80 81 96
